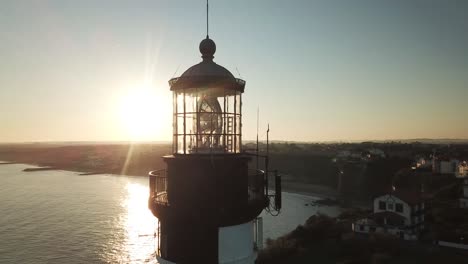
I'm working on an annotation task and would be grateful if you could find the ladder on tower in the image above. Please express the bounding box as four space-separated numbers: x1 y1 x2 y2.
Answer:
226 116 234 152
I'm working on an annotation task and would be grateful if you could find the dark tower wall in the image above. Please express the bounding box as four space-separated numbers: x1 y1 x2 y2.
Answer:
149 154 267 263
165 155 248 213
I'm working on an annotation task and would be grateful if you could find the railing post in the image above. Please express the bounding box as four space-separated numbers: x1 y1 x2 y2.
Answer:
149 174 156 197
157 220 161 256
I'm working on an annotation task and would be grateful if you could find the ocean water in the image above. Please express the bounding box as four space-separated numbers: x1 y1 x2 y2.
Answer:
0 164 340 264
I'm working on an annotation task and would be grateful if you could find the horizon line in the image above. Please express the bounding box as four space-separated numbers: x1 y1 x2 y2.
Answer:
1 138 468 145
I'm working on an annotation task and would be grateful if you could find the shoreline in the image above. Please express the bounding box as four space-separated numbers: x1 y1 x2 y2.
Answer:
5 161 372 209
0 162 17 165
3 161 341 200
23 167 58 172
279 180 339 199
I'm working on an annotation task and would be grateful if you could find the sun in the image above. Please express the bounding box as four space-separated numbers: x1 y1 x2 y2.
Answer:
119 85 170 141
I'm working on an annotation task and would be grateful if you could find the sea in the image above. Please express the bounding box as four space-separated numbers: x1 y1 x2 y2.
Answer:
0 163 341 264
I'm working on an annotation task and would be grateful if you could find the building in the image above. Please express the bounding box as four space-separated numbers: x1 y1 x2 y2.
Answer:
432 157 460 175
368 148 386 159
414 156 432 170
146 34 281 264
352 190 426 240
455 161 468 209
460 177 468 208
456 161 468 178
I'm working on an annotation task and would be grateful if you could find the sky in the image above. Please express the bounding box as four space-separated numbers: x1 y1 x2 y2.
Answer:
1 0 467 142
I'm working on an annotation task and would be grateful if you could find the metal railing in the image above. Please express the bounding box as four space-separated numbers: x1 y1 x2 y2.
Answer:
149 170 168 205
149 168 280 211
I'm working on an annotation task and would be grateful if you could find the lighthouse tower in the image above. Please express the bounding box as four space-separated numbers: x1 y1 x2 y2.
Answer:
148 31 279 263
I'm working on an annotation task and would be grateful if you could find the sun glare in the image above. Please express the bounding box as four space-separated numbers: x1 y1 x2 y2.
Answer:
119 85 170 141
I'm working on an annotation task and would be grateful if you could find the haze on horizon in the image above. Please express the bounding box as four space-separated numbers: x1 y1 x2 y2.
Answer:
1 0 467 143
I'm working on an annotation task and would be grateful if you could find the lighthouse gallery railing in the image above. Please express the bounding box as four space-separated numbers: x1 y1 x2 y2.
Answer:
149 170 168 205
149 169 267 206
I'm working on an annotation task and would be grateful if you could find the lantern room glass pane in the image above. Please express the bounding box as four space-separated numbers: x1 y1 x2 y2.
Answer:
173 88 242 154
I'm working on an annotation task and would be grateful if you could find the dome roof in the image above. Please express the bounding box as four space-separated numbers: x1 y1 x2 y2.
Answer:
180 61 235 79
180 37 234 79
169 37 245 92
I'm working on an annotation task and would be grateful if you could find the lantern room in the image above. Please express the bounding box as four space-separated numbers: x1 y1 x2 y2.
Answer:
169 37 245 154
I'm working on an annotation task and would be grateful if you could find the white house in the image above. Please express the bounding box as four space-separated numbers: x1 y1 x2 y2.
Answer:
352 190 426 240
433 157 460 175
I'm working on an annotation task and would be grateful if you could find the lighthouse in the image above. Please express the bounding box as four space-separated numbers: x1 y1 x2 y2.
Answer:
147 10 280 264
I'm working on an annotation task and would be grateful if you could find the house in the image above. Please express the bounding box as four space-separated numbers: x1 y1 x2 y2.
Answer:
432 157 460 175
352 190 426 240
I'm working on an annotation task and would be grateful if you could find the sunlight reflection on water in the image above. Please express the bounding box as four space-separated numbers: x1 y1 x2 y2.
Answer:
122 183 159 263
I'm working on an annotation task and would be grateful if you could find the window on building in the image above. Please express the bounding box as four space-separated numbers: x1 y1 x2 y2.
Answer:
396 203 403 213
359 225 364 231
388 203 394 210
379 201 386 210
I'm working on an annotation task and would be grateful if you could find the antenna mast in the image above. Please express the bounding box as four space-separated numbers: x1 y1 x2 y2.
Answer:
206 0 209 38
256 107 259 169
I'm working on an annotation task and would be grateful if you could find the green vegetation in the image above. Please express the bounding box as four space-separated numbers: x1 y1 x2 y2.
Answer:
361 157 413 197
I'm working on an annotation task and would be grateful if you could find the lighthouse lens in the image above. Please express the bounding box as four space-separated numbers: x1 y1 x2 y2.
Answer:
198 96 222 134
173 89 241 154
